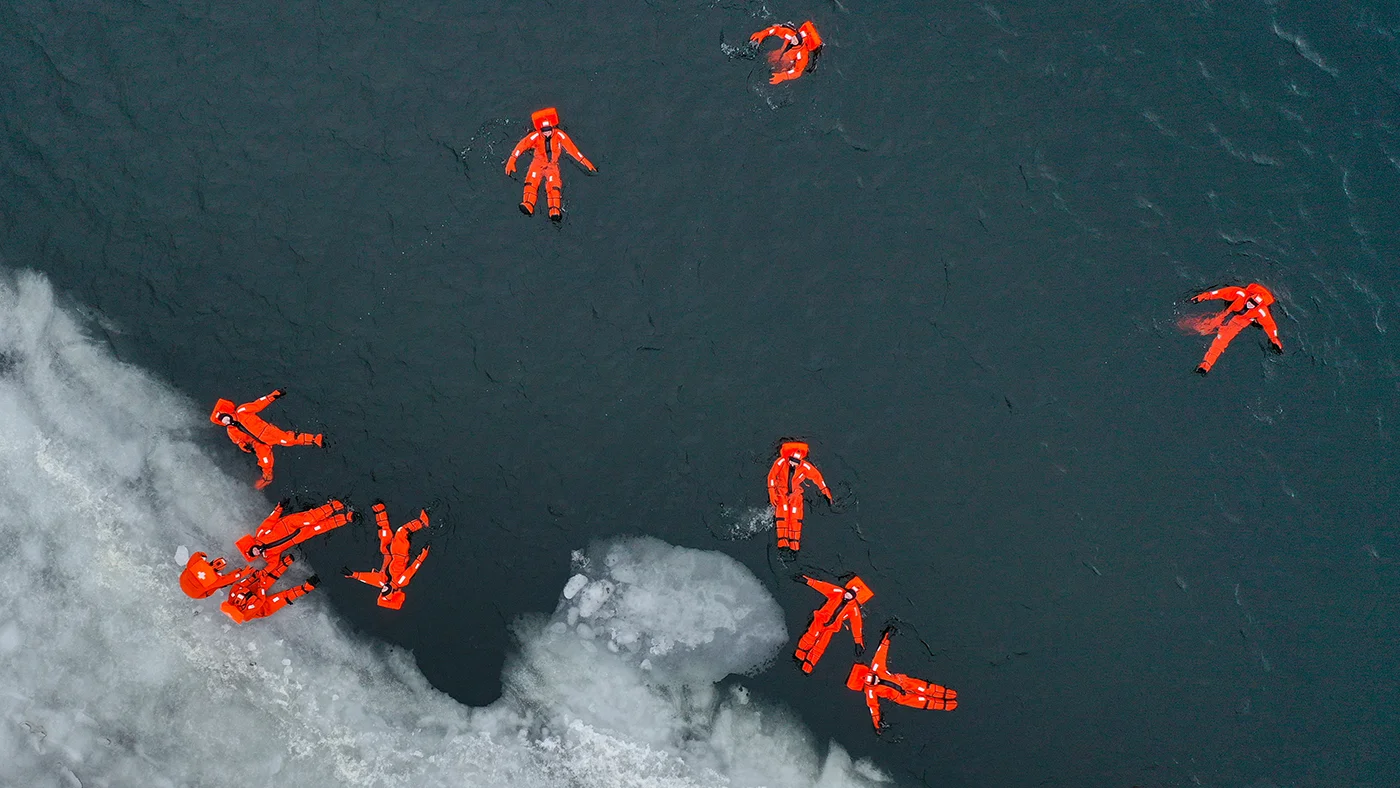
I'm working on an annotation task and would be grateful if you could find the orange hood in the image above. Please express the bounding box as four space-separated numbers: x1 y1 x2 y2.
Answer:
209 398 235 425
779 440 809 460
1244 283 1275 306
845 575 875 605
179 552 223 599
532 107 560 131
798 21 822 49
846 662 873 691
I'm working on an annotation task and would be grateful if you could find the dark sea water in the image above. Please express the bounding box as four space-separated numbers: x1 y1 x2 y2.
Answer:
3 0 1399 785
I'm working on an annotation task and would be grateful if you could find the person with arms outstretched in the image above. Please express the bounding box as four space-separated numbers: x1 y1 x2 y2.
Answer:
1188 283 1282 374
210 389 323 489
505 108 597 222
794 574 873 673
846 629 958 732
235 499 354 562
342 501 431 610
767 440 833 552
750 21 823 84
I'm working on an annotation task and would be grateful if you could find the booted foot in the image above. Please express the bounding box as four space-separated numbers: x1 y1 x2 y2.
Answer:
306 575 321 588
519 202 533 216
313 434 324 447
549 210 563 223
1195 364 1210 376
340 566 354 578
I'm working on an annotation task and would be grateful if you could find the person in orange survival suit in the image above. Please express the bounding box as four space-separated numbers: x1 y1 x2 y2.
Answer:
794 574 873 673
179 551 256 599
845 629 957 732
504 108 597 222
767 440 833 552
749 21 823 84
341 501 430 610
234 499 355 562
210 390 323 489
220 553 320 624
1189 283 1283 374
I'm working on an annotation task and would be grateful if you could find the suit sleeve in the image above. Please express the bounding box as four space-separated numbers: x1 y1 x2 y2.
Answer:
505 132 538 175
556 132 596 172
237 391 281 414
1193 287 1246 304
1255 308 1283 349
848 605 865 648
802 461 833 500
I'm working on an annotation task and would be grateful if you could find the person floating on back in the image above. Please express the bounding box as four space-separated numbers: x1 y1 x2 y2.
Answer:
210 389 323 489
1185 283 1282 374
505 108 597 222
235 498 355 562
795 574 872 673
220 553 320 624
846 629 957 732
750 21 823 84
767 440 833 552
342 501 431 610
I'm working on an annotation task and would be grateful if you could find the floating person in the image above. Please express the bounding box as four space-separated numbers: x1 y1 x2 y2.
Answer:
1185 282 1282 374
794 574 872 673
749 21 823 84
220 553 320 624
504 107 598 222
210 389 323 489
341 501 431 610
767 440 833 552
179 551 255 599
846 629 958 732
235 499 355 562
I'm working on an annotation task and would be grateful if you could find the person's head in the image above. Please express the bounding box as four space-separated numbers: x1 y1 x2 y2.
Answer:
380 583 392 595
218 413 233 425
248 545 263 559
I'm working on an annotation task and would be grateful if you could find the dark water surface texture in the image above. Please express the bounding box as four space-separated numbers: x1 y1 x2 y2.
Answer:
4 0 1399 785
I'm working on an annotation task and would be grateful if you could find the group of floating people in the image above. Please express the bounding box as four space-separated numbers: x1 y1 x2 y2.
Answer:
505 19 1285 374
180 390 433 621
768 441 957 732
173 14 1289 738
758 288 1284 731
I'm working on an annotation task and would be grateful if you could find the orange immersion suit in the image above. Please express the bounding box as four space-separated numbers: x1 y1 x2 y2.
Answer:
767 441 833 551
505 108 597 222
1191 283 1282 374
179 551 255 599
235 499 354 562
749 21 823 84
220 553 319 624
845 630 957 732
795 575 873 673
210 390 323 489
344 502 430 610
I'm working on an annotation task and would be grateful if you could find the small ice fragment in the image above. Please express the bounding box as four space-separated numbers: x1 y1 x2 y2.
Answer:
174 545 189 565
561 574 589 600
576 623 594 640
281 659 291 666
